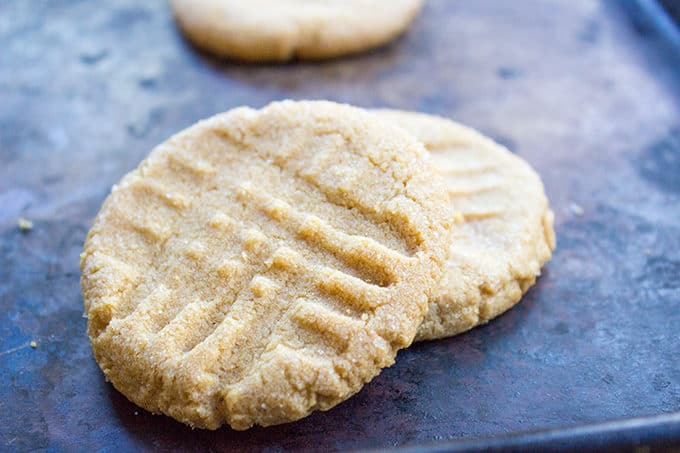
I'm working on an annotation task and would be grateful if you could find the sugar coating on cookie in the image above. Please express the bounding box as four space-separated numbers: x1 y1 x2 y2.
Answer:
81 101 451 430
374 110 556 341
170 0 424 62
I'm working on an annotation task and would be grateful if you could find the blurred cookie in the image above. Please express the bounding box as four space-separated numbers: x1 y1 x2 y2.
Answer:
375 110 555 341
170 0 423 62
81 101 451 429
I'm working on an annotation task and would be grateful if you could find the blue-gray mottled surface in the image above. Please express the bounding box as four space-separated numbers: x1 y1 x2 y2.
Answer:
0 0 679 451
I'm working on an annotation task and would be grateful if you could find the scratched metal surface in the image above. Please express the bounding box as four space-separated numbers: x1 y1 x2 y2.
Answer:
1 0 679 451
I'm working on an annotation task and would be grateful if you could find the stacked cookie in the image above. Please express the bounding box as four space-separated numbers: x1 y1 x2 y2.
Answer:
82 101 554 430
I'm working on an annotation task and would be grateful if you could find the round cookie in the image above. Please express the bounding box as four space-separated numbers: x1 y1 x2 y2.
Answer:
374 110 556 341
81 101 451 430
170 0 424 62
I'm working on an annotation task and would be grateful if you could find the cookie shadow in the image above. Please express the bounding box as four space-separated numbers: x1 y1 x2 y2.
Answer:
106 383 291 449
106 368 425 450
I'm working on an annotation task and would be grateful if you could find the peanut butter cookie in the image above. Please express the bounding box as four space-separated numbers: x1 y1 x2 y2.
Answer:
375 110 555 341
81 101 451 429
170 0 423 62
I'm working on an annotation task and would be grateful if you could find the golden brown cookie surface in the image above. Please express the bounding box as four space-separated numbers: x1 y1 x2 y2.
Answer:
81 101 451 430
374 110 556 341
170 0 423 62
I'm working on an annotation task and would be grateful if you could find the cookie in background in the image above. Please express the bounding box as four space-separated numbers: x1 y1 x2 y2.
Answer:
170 0 424 62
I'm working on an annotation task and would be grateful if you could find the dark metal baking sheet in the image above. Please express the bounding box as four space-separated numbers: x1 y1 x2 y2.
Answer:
1 0 679 451
391 412 680 453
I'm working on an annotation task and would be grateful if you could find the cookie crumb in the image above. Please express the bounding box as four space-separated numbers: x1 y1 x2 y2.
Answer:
18 218 34 232
30 341 37 349
569 203 584 216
